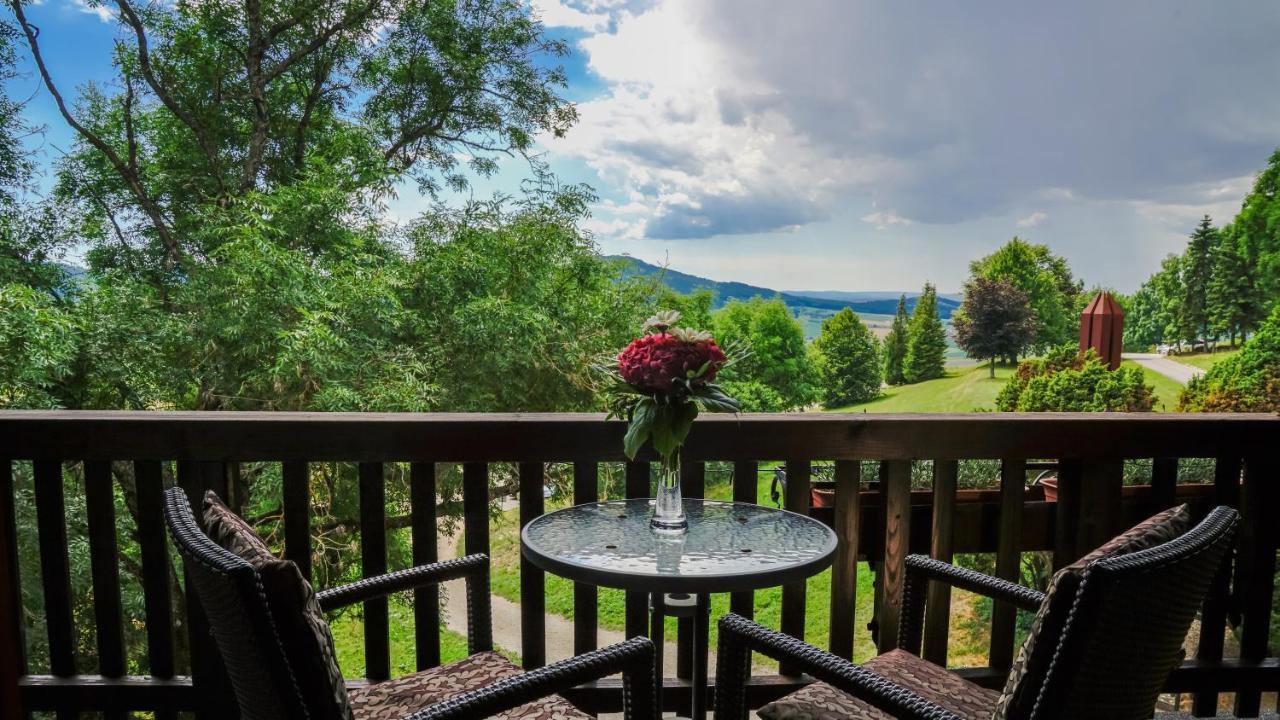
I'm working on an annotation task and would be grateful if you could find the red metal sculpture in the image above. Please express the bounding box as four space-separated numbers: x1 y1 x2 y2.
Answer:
1080 292 1124 370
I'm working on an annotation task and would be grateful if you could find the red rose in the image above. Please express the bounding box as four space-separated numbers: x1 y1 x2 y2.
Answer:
618 333 727 394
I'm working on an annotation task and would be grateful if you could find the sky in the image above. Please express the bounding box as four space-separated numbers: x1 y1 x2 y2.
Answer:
9 1 1280 293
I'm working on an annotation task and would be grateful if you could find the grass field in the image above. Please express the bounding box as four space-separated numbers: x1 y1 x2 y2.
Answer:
1120 360 1184 412
1170 347 1241 372
826 362 1015 413
330 602 490 675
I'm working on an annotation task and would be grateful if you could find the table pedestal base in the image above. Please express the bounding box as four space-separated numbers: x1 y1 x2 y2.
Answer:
651 591 711 719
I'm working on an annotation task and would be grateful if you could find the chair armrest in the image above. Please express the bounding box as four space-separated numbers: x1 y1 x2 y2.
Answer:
905 556 1045 611
715 614 960 720
404 637 657 720
316 554 489 611
898 555 1045 655
317 554 493 654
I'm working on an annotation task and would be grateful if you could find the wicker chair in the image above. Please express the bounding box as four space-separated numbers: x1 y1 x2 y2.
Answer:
715 505 1240 720
163 487 656 720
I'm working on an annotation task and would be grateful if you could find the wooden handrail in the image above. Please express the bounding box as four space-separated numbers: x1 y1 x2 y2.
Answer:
0 410 1275 461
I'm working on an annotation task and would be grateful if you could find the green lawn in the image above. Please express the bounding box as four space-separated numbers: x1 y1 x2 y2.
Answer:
1120 360 1184 412
330 597 519 676
825 362 1015 413
1170 347 1241 372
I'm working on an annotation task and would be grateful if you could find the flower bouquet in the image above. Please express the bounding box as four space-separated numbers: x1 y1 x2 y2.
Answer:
599 311 741 533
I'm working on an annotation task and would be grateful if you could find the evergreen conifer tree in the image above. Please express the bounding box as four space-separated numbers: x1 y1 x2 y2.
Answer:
1180 215 1216 345
883 294 909 385
903 283 947 383
814 308 882 407
1208 227 1255 345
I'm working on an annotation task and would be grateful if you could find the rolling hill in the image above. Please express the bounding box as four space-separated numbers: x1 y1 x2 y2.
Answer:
609 255 958 318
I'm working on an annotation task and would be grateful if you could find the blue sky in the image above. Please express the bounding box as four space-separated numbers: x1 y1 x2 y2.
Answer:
10 1 1280 293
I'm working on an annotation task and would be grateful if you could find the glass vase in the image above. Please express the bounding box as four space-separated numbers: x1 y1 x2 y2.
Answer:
650 452 688 535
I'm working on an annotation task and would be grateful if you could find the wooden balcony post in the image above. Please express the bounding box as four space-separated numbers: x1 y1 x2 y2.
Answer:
922 459 957 666
877 460 912 653
0 459 25 720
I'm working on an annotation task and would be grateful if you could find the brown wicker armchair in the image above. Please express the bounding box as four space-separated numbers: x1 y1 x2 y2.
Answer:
715 504 1239 720
163 487 656 720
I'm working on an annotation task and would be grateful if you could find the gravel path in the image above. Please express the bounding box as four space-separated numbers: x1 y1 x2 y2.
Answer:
1123 353 1205 385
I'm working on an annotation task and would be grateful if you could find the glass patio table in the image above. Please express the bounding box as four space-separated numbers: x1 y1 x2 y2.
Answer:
521 498 837 719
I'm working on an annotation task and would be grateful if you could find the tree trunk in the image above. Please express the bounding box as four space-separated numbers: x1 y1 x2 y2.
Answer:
989 358 996 378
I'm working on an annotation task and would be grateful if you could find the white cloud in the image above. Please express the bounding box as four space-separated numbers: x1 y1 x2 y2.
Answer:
530 0 610 32
861 211 913 231
72 0 113 22
1016 212 1048 228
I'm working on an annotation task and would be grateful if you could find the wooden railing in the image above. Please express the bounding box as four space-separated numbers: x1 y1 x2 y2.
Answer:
1 411 1278 718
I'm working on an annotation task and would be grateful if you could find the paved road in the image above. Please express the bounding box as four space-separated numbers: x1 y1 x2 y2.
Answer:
1123 353 1205 386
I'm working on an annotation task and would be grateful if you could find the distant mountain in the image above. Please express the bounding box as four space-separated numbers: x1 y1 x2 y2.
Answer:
608 255 959 320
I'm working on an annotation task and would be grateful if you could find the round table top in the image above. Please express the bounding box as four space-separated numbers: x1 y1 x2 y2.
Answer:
520 499 837 593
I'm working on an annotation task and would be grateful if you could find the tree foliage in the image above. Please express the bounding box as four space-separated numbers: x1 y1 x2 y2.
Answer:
883 294 909 385
903 283 947 384
970 237 1081 352
952 277 1038 377
813 308 881 407
996 345 1155 412
1179 215 1217 344
711 297 817 411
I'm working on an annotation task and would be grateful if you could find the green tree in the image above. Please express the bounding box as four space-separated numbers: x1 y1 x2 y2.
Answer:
883 294 909 385
813 308 881 407
712 297 818 411
1208 225 1255 345
970 237 1081 351
1179 215 1217 345
1230 148 1280 326
10 0 575 273
903 283 947 383
952 277 1038 377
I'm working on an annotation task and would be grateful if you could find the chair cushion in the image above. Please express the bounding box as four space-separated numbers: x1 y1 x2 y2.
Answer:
757 648 999 720
992 503 1192 720
203 492 355 720
348 651 591 720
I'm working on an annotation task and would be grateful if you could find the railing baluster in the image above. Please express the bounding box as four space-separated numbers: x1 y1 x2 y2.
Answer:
779 459 810 675
133 460 176 720
410 462 440 670
0 459 25 720
1192 455 1241 717
281 461 311 580
359 462 390 681
877 459 912 654
177 460 233 720
1232 455 1278 718
519 462 546 668
34 459 75 720
84 461 126 720
1151 457 1178 512
829 459 861 660
730 460 758 620
624 461 649 641
922 459 957 666
990 458 1025 671
572 461 598 656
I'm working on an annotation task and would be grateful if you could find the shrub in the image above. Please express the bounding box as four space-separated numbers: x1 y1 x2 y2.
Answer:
1179 308 1280 412
997 345 1155 412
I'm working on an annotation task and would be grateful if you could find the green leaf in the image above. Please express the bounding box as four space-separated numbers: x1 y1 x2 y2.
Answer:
693 383 741 413
624 398 656 460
